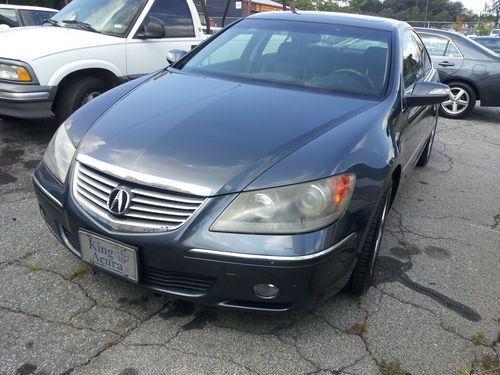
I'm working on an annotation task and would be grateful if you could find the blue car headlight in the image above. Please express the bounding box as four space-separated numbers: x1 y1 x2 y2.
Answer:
212 174 355 234
42 124 76 183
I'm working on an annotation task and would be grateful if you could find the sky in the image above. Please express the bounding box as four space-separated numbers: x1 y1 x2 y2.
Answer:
460 0 487 14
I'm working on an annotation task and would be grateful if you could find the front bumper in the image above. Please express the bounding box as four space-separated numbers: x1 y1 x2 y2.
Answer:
0 81 56 119
33 164 369 313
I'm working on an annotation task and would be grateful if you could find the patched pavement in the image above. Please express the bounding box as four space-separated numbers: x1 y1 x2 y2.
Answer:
0 108 499 375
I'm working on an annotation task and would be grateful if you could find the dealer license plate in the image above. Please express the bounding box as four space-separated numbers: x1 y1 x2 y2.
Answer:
79 230 138 282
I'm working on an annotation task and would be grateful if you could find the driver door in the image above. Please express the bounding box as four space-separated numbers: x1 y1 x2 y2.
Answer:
126 0 203 77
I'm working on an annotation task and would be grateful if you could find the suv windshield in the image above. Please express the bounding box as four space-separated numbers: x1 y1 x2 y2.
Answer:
179 19 391 97
52 0 148 37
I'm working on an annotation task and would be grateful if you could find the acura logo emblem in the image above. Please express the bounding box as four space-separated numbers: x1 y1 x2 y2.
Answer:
107 187 132 216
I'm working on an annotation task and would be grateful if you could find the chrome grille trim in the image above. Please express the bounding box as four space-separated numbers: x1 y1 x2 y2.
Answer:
73 161 206 233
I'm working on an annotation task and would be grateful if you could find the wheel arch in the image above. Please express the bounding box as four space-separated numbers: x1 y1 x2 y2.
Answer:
440 77 481 101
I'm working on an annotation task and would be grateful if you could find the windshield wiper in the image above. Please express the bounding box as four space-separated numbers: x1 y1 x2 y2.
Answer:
42 19 60 27
61 19 99 33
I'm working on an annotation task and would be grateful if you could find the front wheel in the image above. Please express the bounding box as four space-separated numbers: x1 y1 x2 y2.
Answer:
55 76 110 124
439 82 476 119
348 182 392 295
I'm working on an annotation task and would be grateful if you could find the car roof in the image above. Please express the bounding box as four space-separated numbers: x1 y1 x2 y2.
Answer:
248 11 406 32
0 4 58 12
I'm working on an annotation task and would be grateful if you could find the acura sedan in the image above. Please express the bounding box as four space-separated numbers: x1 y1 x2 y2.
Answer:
34 12 449 312
416 28 500 118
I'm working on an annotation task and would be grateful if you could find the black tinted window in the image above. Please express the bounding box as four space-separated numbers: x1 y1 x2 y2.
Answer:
145 0 194 37
402 30 423 89
20 10 57 26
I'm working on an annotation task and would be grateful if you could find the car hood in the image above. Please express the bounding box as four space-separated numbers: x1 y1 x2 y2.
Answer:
0 26 122 62
78 71 377 196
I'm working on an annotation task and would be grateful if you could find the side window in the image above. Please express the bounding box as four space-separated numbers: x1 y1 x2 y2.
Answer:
145 0 194 38
402 30 423 89
444 42 461 57
20 10 56 26
0 8 18 26
262 32 289 55
199 33 253 65
419 33 461 58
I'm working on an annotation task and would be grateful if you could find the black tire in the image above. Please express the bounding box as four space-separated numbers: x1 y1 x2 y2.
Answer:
348 182 392 295
439 81 476 119
416 119 437 167
55 76 110 124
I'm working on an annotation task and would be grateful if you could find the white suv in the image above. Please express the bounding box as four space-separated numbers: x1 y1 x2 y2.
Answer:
0 0 208 122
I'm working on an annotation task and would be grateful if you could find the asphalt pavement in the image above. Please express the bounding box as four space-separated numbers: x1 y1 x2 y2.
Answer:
0 108 499 375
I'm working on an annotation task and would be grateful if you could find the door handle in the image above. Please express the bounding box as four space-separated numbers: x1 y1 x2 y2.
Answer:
439 61 455 67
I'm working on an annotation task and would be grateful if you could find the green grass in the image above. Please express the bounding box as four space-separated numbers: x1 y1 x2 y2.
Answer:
375 358 406 375
346 322 368 336
27 264 41 271
70 265 91 280
471 331 488 346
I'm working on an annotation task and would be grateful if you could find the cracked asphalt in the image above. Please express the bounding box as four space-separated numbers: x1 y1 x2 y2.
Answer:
0 107 499 375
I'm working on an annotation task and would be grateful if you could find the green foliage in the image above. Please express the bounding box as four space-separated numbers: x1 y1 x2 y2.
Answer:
476 22 493 35
291 0 478 22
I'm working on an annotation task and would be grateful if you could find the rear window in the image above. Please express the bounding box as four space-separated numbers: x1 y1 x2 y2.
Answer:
180 19 392 98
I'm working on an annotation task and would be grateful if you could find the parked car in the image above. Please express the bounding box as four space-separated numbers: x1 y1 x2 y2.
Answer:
34 11 449 312
416 28 500 118
470 36 500 55
0 4 57 29
0 0 208 123
490 28 500 36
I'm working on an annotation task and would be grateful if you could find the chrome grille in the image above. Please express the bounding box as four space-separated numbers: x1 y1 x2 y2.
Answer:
73 162 206 233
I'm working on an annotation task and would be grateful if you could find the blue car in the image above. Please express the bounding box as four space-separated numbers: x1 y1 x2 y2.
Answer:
34 11 449 312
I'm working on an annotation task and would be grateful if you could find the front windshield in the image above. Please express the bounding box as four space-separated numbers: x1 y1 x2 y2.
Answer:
52 0 148 37
180 19 392 97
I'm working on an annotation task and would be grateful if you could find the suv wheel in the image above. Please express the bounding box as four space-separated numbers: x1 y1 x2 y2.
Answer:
55 76 110 124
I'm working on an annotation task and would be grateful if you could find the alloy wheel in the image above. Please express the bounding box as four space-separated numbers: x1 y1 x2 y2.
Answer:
441 87 469 116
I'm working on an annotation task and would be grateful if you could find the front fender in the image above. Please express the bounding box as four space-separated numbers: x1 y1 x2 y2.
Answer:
245 103 396 212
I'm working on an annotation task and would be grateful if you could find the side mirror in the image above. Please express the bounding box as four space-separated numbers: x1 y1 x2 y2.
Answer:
137 20 165 39
166 49 188 65
404 81 450 107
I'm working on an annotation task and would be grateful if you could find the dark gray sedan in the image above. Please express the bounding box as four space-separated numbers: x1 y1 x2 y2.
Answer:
416 28 500 118
34 12 449 312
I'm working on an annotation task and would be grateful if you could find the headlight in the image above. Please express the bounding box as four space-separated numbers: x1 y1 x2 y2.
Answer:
0 64 33 82
42 124 76 183
212 174 355 234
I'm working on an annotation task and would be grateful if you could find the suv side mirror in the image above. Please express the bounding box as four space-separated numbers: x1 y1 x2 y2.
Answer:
137 20 165 39
404 81 450 107
166 49 188 65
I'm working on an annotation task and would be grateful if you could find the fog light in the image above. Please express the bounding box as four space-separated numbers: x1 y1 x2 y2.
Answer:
253 283 279 299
